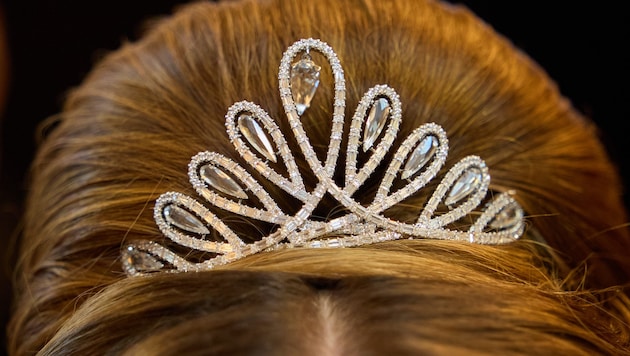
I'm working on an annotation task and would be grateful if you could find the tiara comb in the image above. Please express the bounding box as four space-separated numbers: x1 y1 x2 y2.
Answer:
122 38 525 276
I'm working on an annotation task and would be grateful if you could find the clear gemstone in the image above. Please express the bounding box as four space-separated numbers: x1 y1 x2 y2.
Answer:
290 54 321 115
238 114 277 163
329 218 345 230
163 204 210 235
489 204 520 230
446 168 482 205
327 239 341 248
125 247 164 271
200 164 248 200
401 135 438 179
363 98 390 151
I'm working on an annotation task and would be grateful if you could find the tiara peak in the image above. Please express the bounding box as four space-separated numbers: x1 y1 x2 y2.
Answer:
122 38 525 276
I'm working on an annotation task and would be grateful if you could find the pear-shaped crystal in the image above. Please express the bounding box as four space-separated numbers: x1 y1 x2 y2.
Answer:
489 204 520 230
401 135 438 179
200 164 248 200
163 204 210 235
125 246 164 271
238 114 277 163
446 168 482 205
290 54 321 115
363 98 391 152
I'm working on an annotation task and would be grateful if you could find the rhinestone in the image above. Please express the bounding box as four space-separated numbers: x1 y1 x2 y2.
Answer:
200 164 248 200
238 114 277 163
124 246 164 271
327 239 341 248
446 168 482 205
363 98 390 151
401 135 438 179
163 204 210 235
329 218 345 230
290 53 321 115
489 204 521 230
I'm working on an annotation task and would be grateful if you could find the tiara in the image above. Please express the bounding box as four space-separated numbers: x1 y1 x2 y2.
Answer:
122 38 525 276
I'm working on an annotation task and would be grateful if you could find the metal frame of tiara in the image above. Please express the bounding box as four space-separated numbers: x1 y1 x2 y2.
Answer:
122 38 524 276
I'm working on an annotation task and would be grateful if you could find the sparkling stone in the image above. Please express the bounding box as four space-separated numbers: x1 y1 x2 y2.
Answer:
290 53 321 115
329 218 345 230
401 135 438 179
363 98 390 151
163 204 210 235
125 246 164 271
489 204 520 230
238 114 277 163
446 168 482 205
200 164 248 200
327 239 341 248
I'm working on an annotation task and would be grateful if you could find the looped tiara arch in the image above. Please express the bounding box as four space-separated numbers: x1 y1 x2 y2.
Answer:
122 38 525 276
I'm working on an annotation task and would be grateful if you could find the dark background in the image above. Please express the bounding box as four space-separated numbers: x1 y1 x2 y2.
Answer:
0 1 628 355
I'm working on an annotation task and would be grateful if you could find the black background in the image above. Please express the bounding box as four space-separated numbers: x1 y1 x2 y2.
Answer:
0 1 628 354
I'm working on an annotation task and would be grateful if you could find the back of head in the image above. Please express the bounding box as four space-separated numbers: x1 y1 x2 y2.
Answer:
8 0 630 354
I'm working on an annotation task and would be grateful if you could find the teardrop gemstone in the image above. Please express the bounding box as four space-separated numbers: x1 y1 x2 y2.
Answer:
363 98 390 151
401 135 438 179
238 114 277 163
489 204 520 230
290 54 321 115
163 204 210 235
200 164 248 200
446 168 482 205
124 246 164 271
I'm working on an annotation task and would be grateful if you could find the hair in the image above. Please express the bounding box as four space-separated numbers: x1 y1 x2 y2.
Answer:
8 0 630 354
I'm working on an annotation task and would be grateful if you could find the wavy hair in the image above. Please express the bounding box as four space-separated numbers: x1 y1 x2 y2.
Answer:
9 0 630 354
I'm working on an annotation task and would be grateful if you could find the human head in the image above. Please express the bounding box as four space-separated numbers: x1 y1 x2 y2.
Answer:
8 0 630 354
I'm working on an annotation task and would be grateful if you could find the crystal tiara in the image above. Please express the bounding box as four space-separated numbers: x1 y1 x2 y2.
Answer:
122 38 525 276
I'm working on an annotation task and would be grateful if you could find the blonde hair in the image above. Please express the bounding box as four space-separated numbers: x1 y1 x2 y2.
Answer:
9 0 630 354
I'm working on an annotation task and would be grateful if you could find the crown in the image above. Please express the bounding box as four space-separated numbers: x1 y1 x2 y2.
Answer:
122 38 525 276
